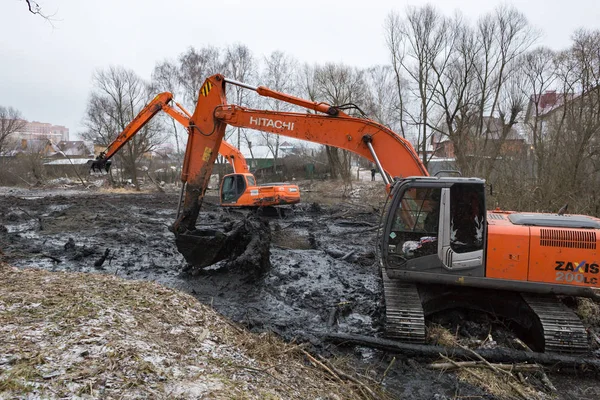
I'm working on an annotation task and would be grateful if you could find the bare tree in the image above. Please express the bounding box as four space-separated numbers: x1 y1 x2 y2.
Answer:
259 51 299 171
177 46 223 109
428 18 481 175
82 66 165 189
508 29 600 214
223 44 257 153
385 12 409 139
386 5 537 180
365 65 402 130
552 30 600 210
312 63 370 184
473 5 538 179
385 6 453 166
152 59 184 155
0 106 26 155
520 47 556 188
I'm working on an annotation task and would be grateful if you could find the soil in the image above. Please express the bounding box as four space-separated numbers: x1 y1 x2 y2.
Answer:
1 184 598 399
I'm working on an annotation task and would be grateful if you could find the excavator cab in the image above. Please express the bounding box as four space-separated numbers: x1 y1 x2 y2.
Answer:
221 174 249 204
383 177 486 280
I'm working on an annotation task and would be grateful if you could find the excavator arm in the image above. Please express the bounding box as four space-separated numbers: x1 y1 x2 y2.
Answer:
217 140 249 174
187 76 427 182
90 88 249 200
176 74 428 232
92 92 190 171
213 106 427 179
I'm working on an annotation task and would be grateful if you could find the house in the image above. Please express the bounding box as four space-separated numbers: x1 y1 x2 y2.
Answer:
523 91 572 144
3 138 58 157
240 145 276 171
432 116 527 159
55 141 95 158
522 88 600 145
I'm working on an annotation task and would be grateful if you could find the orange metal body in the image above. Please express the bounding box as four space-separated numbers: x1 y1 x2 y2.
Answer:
220 172 300 207
485 212 531 281
486 210 600 288
217 140 249 174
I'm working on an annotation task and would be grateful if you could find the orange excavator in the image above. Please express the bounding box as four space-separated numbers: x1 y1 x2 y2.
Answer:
215 140 300 208
91 96 300 208
97 74 600 353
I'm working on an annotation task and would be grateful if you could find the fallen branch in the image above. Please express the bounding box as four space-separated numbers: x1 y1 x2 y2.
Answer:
459 344 512 378
316 354 379 399
453 346 533 400
429 361 541 372
145 171 164 193
439 354 529 400
379 356 396 384
299 349 343 384
324 332 600 371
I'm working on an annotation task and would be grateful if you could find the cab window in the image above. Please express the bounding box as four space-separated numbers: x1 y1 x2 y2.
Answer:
391 187 441 260
221 175 247 203
449 183 485 254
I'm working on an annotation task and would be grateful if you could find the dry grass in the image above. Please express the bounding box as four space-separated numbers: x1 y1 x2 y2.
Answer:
99 187 153 194
426 324 459 347
455 367 546 400
428 325 551 399
0 262 385 399
576 298 600 326
298 180 386 205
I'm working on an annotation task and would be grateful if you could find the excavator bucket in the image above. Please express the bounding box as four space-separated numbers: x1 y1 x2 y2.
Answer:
87 158 112 174
175 215 271 274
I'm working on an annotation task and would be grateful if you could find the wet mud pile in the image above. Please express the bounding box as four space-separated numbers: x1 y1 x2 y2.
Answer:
176 215 271 273
0 187 597 399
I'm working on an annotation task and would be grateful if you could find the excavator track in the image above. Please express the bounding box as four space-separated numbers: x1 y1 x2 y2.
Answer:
521 294 588 354
381 270 426 342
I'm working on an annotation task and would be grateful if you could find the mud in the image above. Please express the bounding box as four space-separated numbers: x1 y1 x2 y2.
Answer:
0 186 597 399
176 214 271 273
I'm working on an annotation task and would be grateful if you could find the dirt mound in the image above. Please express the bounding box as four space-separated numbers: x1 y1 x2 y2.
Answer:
0 262 383 399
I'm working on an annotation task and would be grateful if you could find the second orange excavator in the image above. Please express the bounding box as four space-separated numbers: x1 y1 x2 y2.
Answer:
216 140 300 208
91 95 300 209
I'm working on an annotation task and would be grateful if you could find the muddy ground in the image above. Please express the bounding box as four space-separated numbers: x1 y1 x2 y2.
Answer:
0 185 598 399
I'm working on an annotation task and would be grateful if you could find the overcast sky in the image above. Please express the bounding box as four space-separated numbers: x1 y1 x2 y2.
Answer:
1 0 599 139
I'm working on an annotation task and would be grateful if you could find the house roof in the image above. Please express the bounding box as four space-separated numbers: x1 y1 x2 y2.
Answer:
2 139 57 156
241 145 274 159
525 91 573 122
57 141 95 157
